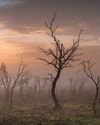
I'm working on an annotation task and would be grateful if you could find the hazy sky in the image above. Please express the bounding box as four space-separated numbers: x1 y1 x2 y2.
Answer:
0 0 99 77
0 0 100 41
0 0 100 34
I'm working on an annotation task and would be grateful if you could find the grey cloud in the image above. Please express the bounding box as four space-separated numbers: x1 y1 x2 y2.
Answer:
0 0 100 35
0 0 25 7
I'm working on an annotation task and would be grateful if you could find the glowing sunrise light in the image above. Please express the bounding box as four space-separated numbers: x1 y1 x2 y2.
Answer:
0 40 23 60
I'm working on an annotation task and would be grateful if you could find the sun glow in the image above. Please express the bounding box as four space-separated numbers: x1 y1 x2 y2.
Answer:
0 40 23 60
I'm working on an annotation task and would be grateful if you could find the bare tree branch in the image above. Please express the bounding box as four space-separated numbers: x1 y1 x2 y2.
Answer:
81 60 100 116
39 14 82 110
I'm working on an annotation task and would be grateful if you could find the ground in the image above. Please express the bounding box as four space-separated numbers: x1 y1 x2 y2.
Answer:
0 102 100 125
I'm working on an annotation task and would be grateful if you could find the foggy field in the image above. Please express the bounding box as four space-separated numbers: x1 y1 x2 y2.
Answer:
0 85 100 125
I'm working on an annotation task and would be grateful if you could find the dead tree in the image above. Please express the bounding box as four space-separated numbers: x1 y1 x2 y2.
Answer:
39 14 82 110
81 60 100 116
34 76 41 92
69 78 77 96
69 78 86 97
48 73 54 83
18 71 31 99
78 78 86 95
0 59 27 111
0 63 11 103
42 78 49 92
10 59 26 111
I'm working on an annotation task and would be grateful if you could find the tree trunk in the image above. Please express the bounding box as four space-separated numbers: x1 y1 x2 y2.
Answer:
92 86 99 116
5 88 10 103
51 69 62 110
10 88 15 112
19 85 24 99
10 91 13 112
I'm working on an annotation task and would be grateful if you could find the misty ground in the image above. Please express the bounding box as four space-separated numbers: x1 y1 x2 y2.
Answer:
0 87 100 125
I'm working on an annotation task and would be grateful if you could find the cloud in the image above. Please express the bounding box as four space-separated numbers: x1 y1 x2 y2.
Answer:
0 0 56 34
0 0 99 36
97 37 100 41
0 0 24 7
78 22 89 30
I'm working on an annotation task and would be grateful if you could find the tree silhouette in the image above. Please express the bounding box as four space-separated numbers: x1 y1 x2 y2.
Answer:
10 58 26 111
18 70 31 99
0 63 11 103
81 60 100 116
0 59 28 111
39 14 82 110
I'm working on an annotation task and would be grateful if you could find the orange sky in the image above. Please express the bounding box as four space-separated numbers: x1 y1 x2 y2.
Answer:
0 0 100 79
0 39 99 78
